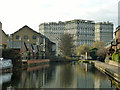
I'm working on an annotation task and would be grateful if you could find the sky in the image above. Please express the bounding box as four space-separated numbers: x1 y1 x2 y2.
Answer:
0 0 119 34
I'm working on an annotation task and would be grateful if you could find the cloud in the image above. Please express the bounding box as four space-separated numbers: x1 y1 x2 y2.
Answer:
0 0 119 34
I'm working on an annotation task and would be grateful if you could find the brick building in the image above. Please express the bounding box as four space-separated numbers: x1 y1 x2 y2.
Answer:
0 22 8 49
9 25 56 58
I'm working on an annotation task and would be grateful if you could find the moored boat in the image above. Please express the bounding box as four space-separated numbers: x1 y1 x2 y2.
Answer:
0 58 13 73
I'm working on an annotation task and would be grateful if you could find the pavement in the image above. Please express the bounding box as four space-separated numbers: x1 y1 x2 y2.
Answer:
91 61 120 83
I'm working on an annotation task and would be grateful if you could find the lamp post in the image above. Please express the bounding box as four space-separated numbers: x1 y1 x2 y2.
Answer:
28 39 30 60
19 37 22 48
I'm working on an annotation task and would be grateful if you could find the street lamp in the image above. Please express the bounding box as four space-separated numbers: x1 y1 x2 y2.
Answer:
19 37 22 49
28 39 30 52
27 39 31 60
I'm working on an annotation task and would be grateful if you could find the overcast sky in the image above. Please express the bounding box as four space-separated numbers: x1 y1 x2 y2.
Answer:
0 0 119 34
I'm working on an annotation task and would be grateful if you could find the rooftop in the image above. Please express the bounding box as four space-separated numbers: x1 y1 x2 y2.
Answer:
114 26 120 33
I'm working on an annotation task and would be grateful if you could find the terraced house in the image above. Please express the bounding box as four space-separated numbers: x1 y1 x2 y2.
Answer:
8 25 56 59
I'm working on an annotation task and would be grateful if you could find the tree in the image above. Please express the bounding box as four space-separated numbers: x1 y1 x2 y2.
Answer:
96 48 107 61
77 44 89 56
92 41 105 49
59 33 74 57
96 48 107 58
88 48 98 60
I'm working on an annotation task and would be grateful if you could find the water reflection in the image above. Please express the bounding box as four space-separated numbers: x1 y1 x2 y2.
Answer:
1 62 119 89
77 63 111 88
16 64 55 88
0 72 12 90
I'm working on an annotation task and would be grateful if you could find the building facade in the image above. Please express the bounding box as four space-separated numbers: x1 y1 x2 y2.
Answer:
104 26 120 56
39 21 65 42
39 20 95 47
0 22 8 49
95 22 113 43
114 26 120 50
39 20 113 47
9 25 56 58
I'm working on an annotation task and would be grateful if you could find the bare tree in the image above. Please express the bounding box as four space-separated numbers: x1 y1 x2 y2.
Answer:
92 41 105 49
77 44 89 56
96 48 107 59
59 33 74 57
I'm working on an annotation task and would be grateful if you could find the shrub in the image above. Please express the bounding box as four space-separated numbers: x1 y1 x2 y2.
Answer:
2 49 22 67
112 52 120 63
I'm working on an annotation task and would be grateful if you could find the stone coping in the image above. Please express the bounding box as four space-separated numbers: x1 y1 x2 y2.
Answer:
92 61 120 83
108 60 120 68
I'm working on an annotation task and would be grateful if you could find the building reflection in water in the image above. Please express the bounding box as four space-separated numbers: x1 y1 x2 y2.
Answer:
16 64 54 88
1 63 119 89
77 63 112 88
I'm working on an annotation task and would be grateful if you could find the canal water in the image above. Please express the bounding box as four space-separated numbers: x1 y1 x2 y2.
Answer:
0 62 119 89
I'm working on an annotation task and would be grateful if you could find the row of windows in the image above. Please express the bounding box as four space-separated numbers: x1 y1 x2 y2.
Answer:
16 35 37 40
44 27 94 31
45 27 65 30
77 40 94 42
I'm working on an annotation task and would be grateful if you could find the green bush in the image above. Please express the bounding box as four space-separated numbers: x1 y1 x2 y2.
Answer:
112 52 120 63
88 48 98 60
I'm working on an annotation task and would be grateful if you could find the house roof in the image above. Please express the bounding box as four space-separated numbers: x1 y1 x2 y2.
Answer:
114 26 120 33
2 30 8 37
11 25 45 38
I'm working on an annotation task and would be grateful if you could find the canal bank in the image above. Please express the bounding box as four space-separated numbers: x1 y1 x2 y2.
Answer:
91 61 120 85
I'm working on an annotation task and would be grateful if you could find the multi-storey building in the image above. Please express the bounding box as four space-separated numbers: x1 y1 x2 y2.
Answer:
39 19 95 47
39 21 65 42
39 19 113 55
39 19 113 46
95 22 113 43
39 19 96 55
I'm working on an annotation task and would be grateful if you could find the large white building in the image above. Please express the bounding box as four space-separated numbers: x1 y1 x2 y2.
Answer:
39 19 95 46
95 22 113 43
39 19 113 55
39 21 65 42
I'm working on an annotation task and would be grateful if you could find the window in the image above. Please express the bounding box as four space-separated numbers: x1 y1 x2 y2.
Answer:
32 35 37 39
16 35 19 39
24 35 28 39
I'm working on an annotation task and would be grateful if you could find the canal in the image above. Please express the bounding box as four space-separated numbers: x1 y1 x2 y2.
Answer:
0 62 119 89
